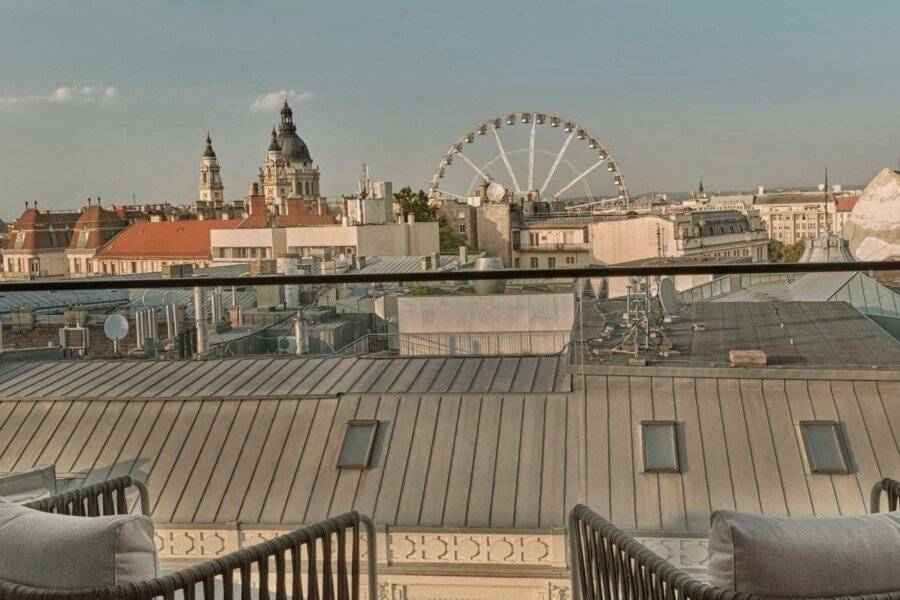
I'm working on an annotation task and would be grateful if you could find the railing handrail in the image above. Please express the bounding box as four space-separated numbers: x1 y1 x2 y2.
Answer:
0 260 897 292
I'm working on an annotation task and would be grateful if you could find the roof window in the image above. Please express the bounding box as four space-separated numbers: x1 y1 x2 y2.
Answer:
641 421 681 473
338 420 379 469
800 421 851 474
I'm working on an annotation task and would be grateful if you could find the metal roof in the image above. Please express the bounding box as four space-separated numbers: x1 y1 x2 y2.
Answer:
665 301 900 368
0 355 569 399
0 359 895 531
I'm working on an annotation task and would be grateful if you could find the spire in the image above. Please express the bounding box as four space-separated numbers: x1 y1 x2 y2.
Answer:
203 132 216 158
268 127 282 152
698 179 704 194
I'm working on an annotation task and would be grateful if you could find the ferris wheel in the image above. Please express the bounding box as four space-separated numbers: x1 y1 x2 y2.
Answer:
428 112 630 205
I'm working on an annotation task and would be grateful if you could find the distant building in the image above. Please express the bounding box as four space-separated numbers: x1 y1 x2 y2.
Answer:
430 197 478 249
210 217 439 265
258 102 320 204
3 206 80 278
512 215 594 269
195 133 225 210
94 218 240 274
65 203 130 275
752 189 856 245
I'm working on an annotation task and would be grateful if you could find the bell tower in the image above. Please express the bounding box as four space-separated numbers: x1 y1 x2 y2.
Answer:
198 133 224 206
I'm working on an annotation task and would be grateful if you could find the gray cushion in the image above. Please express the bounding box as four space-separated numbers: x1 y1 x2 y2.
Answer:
0 500 157 590
708 509 900 598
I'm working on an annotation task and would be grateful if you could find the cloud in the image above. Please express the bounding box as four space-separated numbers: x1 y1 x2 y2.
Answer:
0 85 120 111
249 90 314 113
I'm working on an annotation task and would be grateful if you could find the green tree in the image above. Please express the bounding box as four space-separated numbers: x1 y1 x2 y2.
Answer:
768 238 807 263
438 216 467 252
394 187 435 222
394 186 469 252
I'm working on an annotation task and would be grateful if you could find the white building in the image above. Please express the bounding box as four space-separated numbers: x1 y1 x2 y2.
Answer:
396 293 575 356
210 218 439 265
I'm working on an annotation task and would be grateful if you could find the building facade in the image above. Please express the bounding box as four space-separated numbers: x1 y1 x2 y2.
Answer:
2 206 80 278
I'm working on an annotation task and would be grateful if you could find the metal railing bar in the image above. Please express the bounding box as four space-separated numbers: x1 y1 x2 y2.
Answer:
0 261 897 292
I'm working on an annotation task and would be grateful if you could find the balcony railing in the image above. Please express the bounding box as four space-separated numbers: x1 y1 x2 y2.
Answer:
517 242 591 252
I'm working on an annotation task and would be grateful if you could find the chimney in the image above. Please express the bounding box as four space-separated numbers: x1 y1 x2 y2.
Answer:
407 213 415 225
421 255 431 270
355 255 367 270
431 252 440 271
248 181 260 197
459 245 468 263
317 198 328 216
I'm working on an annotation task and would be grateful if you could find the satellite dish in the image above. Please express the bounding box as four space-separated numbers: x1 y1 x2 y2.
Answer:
486 181 506 202
659 277 681 315
103 314 129 341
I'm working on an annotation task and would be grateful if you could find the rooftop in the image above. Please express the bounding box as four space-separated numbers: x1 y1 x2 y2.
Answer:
97 219 240 259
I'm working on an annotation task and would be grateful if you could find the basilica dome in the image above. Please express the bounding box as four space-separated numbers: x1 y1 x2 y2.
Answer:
277 101 312 164
848 167 900 261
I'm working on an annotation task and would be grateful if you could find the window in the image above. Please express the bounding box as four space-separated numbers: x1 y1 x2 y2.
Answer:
565 256 575 264
529 257 538 268
457 224 466 234
800 421 851 474
338 420 379 469
547 257 556 268
513 258 520 268
641 421 680 473
457 211 466 219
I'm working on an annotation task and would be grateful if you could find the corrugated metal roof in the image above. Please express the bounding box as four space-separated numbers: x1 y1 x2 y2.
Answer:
0 365 895 531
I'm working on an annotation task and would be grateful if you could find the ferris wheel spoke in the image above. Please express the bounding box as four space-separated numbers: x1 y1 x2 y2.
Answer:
456 150 492 185
491 124 522 194
434 190 469 201
527 120 536 191
553 158 607 198
539 131 576 194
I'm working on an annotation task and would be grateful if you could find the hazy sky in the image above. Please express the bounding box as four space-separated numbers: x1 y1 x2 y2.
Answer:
1 0 899 218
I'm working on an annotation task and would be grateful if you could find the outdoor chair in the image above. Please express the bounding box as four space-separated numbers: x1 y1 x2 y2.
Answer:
568 477 900 600
0 475 378 600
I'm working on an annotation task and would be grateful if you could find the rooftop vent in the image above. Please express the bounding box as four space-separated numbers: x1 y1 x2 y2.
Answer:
728 349 767 366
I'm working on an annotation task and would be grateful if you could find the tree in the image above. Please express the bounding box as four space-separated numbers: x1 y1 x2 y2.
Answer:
438 217 467 252
394 186 469 252
394 187 434 222
768 238 807 263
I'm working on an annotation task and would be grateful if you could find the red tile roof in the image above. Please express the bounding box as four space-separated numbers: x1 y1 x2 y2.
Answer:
96 218 239 259
238 196 338 228
68 205 130 251
835 195 859 213
6 208 80 251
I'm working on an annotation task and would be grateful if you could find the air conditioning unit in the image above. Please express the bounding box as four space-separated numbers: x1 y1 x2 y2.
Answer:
276 335 297 354
59 326 89 350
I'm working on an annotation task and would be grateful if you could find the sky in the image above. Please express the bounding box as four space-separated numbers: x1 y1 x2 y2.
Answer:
1 0 900 218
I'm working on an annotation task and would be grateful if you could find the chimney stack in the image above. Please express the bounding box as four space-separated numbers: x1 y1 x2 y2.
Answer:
459 245 468 264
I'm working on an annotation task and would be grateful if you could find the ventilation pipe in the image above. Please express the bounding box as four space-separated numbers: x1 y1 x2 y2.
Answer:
293 312 306 356
135 311 144 350
193 286 208 357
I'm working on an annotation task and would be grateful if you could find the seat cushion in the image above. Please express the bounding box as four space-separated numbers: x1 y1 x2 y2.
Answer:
0 500 157 590
708 509 900 598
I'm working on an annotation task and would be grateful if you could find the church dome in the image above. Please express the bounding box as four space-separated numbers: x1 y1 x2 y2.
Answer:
277 101 312 163
848 167 900 260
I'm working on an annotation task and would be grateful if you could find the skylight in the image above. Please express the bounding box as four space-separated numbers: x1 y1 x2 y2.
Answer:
337 420 379 469
800 421 851 474
641 421 681 473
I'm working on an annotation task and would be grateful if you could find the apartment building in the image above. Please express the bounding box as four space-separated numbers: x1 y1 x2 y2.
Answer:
2 206 80 278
